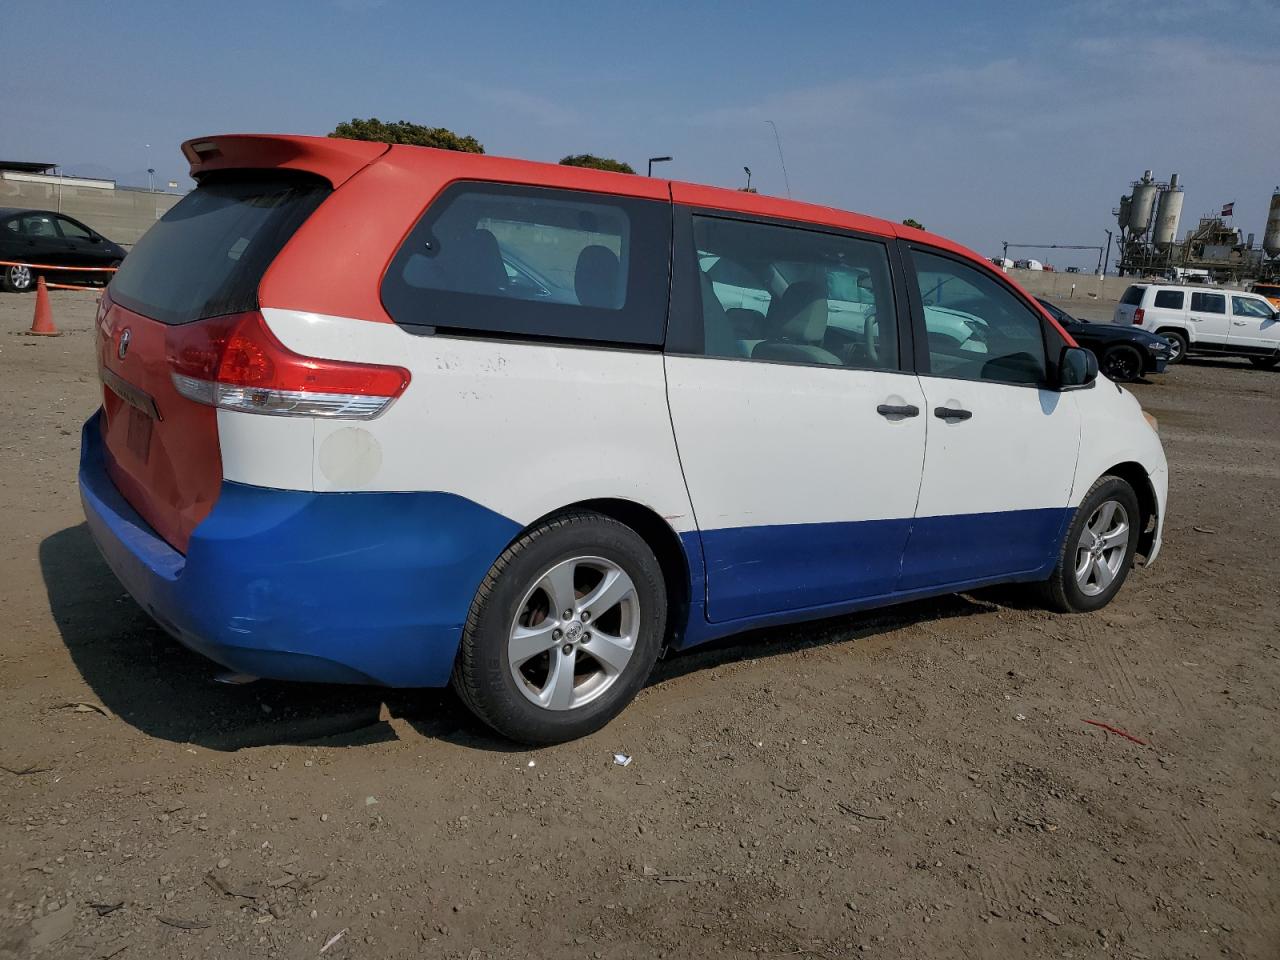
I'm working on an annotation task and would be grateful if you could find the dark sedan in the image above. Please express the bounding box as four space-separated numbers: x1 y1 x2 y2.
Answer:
0 208 127 292
1037 297 1171 382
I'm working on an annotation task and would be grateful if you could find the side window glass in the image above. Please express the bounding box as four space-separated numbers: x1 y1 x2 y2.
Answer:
912 250 1047 385
56 217 92 240
21 214 59 238
382 183 671 345
1153 290 1184 309
1191 292 1226 314
690 215 899 370
1232 296 1273 319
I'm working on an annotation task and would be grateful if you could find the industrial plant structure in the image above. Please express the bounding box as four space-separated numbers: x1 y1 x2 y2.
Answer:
1114 170 1280 283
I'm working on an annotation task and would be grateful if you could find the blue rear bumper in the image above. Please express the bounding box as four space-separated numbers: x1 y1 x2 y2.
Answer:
78 412 519 687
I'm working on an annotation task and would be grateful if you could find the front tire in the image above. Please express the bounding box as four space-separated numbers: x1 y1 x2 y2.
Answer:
1040 476 1141 613
1100 344 1143 382
2 264 34 293
452 511 667 745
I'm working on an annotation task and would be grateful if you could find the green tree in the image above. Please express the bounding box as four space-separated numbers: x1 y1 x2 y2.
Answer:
559 154 635 174
902 218 926 230
329 118 484 153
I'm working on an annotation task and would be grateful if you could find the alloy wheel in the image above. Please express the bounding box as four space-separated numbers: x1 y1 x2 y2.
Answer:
8 265 32 291
1102 348 1140 381
1074 500 1129 597
507 556 639 711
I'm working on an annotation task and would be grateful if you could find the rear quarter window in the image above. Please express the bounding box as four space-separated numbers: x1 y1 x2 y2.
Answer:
1153 290 1184 309
380 182 672 346
1119 285 1146 306
108 173 330 325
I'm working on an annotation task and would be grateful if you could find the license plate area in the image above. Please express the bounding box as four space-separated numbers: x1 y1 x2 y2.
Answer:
125 406 153 462
101 366 160 464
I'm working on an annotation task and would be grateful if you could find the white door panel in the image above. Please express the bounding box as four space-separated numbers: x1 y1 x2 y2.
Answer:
1188 291 1230 344
899 380 1080 591
666 356 926 621
1228 295 1280 351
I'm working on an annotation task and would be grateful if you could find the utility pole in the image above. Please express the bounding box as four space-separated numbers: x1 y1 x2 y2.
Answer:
1102 230 1113 277
765 120 791 198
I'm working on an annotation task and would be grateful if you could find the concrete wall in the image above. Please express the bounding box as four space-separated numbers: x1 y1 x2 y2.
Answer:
1004 269 1134 303
0 178 181 246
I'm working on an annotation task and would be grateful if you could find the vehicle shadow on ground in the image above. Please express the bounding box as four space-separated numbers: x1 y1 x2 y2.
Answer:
42 522 1002 753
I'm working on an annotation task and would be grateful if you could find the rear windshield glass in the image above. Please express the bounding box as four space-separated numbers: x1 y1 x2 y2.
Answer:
1119 285 1145 306
109 173 330 325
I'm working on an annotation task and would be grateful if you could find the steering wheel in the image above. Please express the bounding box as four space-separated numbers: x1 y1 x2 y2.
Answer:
862 311 879 365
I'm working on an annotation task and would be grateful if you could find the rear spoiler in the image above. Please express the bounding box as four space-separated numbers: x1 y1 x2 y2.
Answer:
180 134 390 188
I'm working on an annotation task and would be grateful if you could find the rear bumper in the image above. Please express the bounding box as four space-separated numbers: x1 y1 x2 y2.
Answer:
78 412 518 687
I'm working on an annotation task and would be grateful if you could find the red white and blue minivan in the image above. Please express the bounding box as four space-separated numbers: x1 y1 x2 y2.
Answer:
81 135 1168 743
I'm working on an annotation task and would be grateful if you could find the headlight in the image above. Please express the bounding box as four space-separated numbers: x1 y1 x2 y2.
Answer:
1143 410 1159 434
1145 341 1167 354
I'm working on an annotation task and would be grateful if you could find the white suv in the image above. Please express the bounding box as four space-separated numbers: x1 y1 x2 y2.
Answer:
1113 283 1280 368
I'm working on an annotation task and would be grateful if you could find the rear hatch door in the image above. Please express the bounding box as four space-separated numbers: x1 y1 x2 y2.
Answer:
98 172 333 551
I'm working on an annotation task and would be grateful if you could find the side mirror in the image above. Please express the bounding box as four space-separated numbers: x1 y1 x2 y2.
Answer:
1059 345 1098 390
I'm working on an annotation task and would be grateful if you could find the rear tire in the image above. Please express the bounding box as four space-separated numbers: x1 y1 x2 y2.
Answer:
452 511 667 745
1100 344 1143 382
2 264 34 293
1159 329 1188 364
1039 476 1141 614
1248 356 1279 369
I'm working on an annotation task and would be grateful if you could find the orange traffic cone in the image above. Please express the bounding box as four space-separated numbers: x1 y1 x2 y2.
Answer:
27 277 60 336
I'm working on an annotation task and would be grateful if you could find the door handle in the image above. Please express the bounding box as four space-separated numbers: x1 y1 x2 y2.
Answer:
934 406 972 421
1232 320 1247 326
876 403 920 418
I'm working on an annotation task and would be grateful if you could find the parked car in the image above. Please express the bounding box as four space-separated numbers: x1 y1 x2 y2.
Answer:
79 134 1168 744
1036 297 1171 381
1252 282 1280 308
1113 283 1280 368
0 208 127 292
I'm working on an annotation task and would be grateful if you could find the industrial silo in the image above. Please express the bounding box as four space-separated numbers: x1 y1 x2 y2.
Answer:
1264 188 1280 259
1128 171 1158 235
1153 174 1184 250
1117 196 1132 231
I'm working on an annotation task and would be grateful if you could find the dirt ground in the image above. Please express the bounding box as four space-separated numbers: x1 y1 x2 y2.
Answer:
1 289 1277 960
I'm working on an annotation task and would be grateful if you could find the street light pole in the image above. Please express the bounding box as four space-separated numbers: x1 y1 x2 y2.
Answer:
765 120 791 198
743 166 752 191
1102 230 1113 277
647 156 672 177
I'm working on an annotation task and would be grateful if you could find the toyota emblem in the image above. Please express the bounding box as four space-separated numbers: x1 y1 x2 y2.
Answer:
118 329 131 360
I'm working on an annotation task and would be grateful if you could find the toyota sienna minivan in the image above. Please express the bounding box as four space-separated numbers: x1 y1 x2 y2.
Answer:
80 134 1168 744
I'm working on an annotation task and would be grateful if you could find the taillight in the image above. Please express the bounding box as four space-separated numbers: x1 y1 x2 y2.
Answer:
1133 308 1145 325
168 312 409 419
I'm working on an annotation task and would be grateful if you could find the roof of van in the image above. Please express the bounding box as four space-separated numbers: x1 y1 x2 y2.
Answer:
180 133 989 269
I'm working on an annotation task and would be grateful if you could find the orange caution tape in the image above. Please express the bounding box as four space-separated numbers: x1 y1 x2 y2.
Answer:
44 281 105 291
0 260 117 273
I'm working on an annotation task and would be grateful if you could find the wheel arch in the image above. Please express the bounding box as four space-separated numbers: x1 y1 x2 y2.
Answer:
521 498 694 645
1102 461 1158 561
1155 323 1191 344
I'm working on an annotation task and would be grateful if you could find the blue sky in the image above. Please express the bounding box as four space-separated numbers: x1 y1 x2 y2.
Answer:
8 0 1279 268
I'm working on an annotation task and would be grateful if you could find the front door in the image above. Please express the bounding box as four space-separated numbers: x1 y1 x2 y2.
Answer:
898 248 1081 590
1188 290 1231 347
665 210 926 623
1228 294 1280 352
